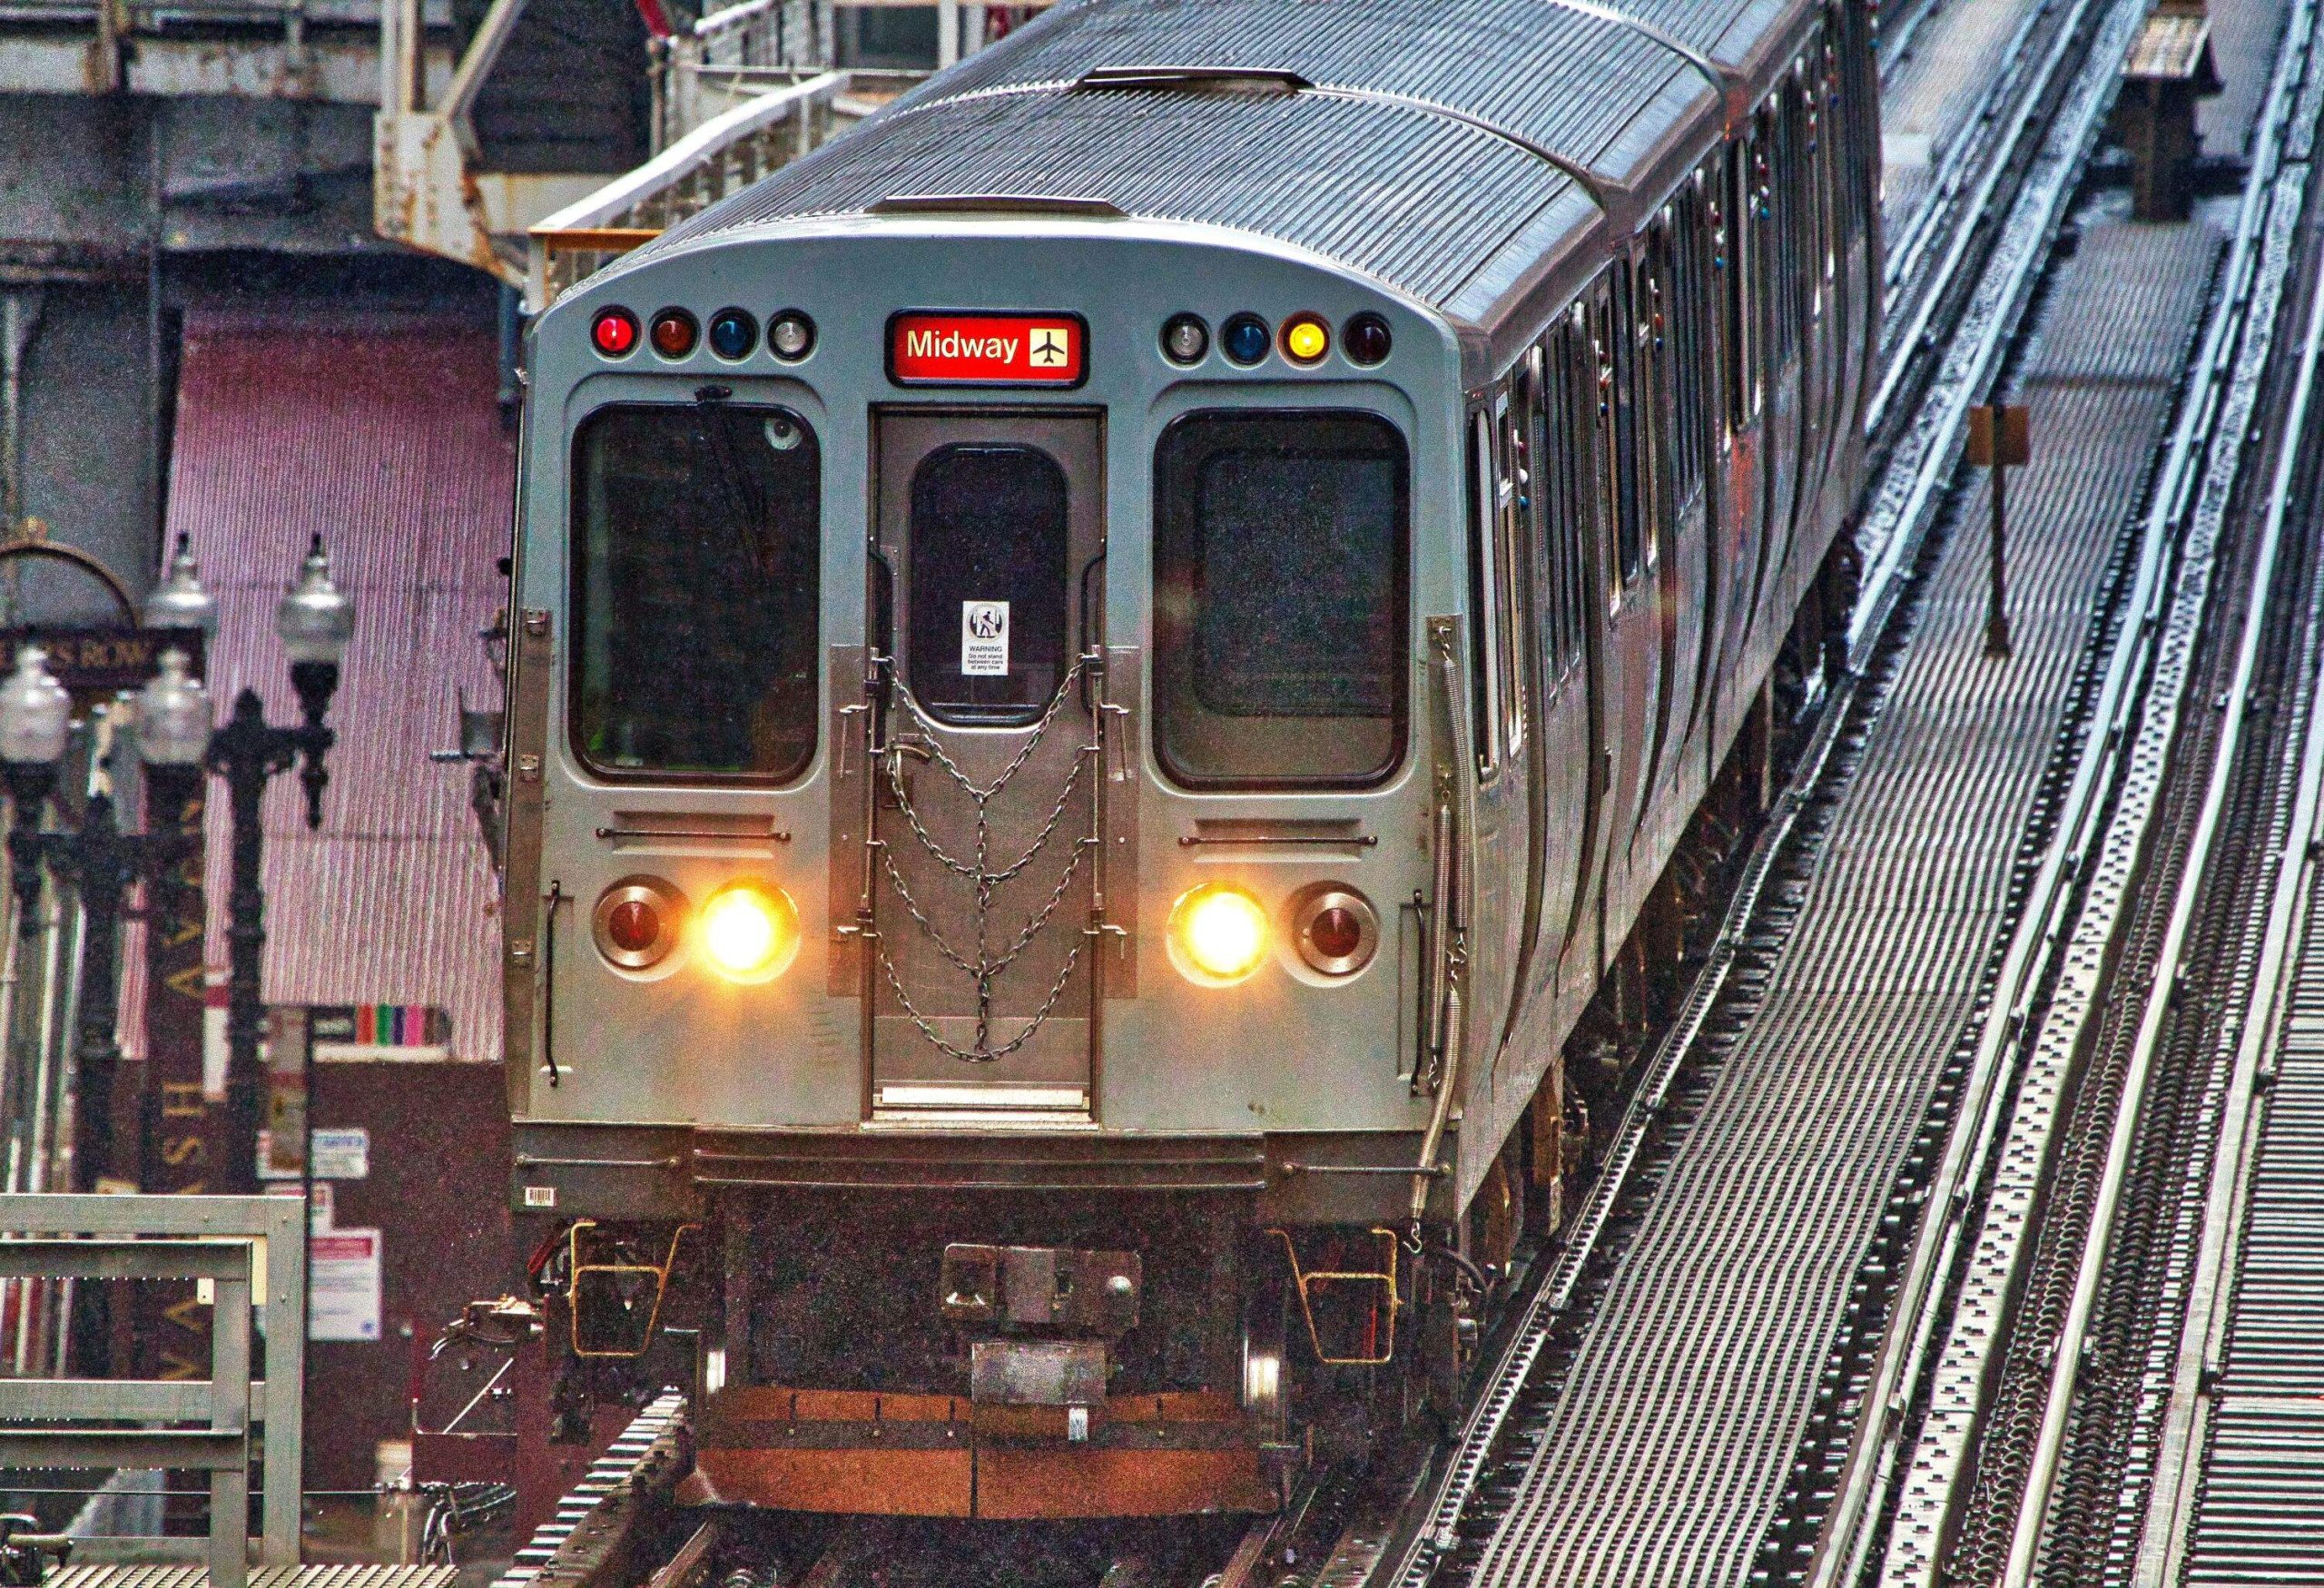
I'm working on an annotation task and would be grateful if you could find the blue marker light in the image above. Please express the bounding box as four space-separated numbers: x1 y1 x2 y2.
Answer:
708 309 757 360
1221 312 1271 366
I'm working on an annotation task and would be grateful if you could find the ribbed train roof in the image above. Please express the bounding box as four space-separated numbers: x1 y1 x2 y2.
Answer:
638 0 1797 328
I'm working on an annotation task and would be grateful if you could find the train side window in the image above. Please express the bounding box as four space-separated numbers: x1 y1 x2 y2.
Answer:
570 402 822 783
1537 319 1588 678
1659 202 1706 510
1588 288 1624 610
1520 346 1561 683
1467 407 1504 776
1612 268 1645 586
1557 312 1590 669
1724 135 1757 422
1638 242 1672 564
1681 171 1718 485
1821 37 1841 286
1756 101 1792 376
1786 76 1813 343
1496 390 1529 758
1152 409 1409 789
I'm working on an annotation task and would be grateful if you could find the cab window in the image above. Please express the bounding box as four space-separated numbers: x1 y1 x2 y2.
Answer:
571 403 822 781
1153 409 1409 788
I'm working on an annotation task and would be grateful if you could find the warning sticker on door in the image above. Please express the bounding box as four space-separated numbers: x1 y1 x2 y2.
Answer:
961 601 1010 676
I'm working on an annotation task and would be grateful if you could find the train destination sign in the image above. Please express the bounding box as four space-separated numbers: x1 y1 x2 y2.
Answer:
889 311 1087 386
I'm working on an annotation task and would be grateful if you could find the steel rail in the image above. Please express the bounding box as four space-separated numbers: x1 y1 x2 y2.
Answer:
1864 0 2108 437
1876 0 2053 316
1782 12 2159 1576
2006 98 2324 1588
1875 0 1944 83
2129 281 2324 1588
1848 0 2145 663
1854 1 2324 1581
1376 627 1858 1588
1364 5 2139 1580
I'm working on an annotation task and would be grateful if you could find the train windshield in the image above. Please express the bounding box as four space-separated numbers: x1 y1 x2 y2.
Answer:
1153 410 1409 787
570 403 822 781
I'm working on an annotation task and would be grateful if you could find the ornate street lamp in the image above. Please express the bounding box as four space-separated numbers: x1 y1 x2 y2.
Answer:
205 536 353 1186
0 646 202 1189
0 535 351 1191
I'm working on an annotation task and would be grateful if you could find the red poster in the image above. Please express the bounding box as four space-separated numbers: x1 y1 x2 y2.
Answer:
890 312 1087 386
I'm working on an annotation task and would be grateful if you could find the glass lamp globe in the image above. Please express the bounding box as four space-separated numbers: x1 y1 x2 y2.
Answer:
0 646 71 767
276 535 355 666
136 648 211 767
142 535 219 637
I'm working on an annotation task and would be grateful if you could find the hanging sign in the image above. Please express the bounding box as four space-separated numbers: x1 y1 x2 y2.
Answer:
889 311 1087 386
0 627 206 697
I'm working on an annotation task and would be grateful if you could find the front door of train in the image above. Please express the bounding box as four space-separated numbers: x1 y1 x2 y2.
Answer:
862 409 1107 1119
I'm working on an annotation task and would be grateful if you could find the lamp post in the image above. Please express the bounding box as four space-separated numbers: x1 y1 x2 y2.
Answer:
0 646 205 1190
0 534 351 1192
206 536 354 1190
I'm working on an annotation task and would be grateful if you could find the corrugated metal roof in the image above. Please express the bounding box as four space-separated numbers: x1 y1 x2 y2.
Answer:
906 0 1697 169
660 85 1600 316
153 310 511 1064
632 0 1799 327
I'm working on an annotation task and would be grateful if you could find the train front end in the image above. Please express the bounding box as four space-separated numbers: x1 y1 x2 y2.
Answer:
501 214 1474 1519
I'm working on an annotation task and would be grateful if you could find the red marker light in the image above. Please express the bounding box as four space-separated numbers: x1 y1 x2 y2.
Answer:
1308 905 1364 961
591 308 640 358
593 879 685 971
606 898 660 954
1291 886 1378 978
649 309 699 359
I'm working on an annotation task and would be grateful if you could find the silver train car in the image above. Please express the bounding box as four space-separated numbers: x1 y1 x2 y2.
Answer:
497 0 1879 1521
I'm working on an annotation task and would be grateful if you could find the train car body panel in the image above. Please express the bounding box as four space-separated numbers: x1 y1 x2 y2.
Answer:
497 0 1880 1523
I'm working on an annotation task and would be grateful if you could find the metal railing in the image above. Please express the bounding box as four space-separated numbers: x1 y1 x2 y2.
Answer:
0 1193 307 1588
527 69 858 311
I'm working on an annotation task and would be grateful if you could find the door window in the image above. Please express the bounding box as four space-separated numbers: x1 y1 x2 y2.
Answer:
906 443 1070 726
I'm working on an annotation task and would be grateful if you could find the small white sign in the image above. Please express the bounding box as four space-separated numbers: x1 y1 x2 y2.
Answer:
310 1228 382 1342
312 1127 369 1180
961 600 1010 676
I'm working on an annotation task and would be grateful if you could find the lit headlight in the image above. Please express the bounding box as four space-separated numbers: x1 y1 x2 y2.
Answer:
1168 883 1270 986
697 882 800 983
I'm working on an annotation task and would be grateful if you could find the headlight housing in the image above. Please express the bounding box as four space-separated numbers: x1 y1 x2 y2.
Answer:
1288 884 1379 980
697 882 801 983
592 877 688 974
1168 883 1270 986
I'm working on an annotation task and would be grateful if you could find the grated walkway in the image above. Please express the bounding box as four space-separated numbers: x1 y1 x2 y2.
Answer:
2184 709 2324 1582
1468 222 2222 1586
1881 0 2050 229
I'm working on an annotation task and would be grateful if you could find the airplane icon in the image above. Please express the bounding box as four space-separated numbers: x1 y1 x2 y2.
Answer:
1029 327 1070 367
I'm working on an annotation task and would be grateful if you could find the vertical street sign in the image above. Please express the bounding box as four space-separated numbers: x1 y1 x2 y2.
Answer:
1968 402 2032 658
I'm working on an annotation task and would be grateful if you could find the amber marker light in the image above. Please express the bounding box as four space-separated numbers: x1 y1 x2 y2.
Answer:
698 881 801 983
1281 312 1330 366
1168 883 1271 986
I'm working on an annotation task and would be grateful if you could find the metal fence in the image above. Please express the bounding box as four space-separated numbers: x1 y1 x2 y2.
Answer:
0 1193 308 1588
527 70 855 312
